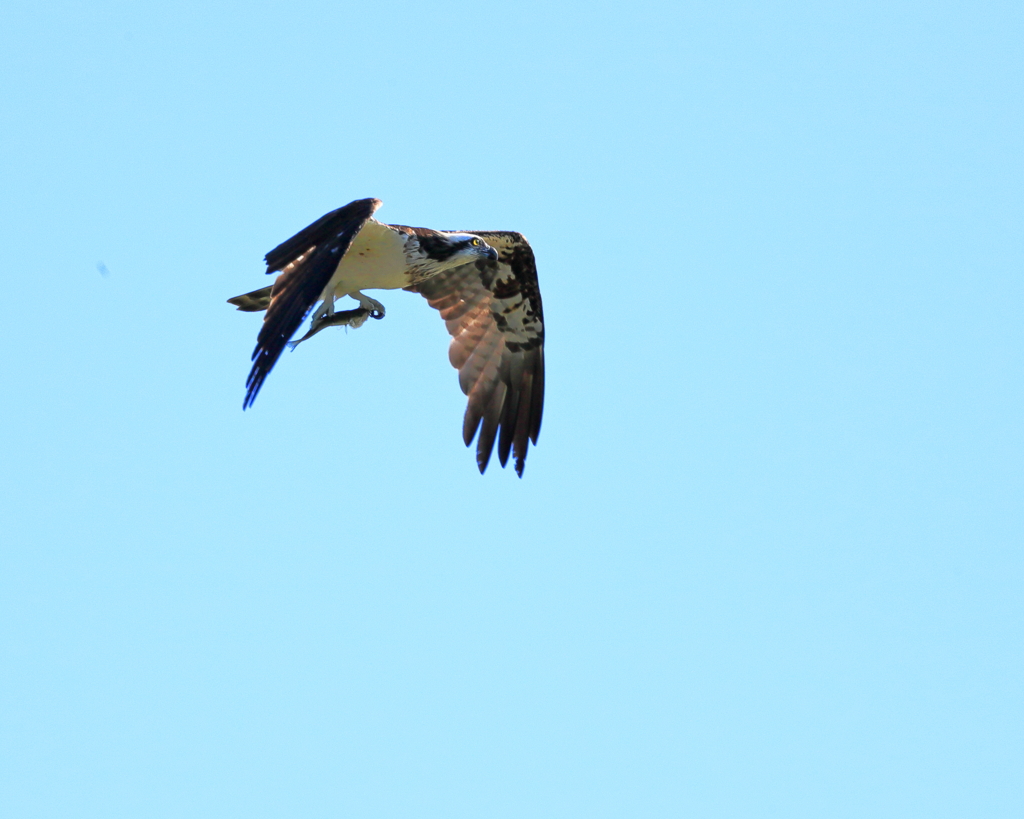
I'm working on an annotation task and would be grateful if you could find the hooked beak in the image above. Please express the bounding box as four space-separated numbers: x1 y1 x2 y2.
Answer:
485 246 498 262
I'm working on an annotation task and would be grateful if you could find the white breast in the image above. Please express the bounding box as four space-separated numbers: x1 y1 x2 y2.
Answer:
326 219 412 296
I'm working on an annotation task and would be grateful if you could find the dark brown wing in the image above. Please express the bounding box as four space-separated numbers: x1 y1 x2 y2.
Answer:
243 198 381 409
410 231 545 476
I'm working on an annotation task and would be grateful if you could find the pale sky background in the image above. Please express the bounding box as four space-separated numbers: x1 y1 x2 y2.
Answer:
1 1 1021 817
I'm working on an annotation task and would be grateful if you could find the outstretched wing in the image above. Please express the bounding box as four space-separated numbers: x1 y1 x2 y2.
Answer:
243 198 381 408
410 231 545 477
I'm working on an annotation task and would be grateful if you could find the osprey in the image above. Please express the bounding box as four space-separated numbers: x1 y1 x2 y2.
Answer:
229 198 545 476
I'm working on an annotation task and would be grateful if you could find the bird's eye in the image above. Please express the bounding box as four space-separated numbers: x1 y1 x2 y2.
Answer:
471 238 480 246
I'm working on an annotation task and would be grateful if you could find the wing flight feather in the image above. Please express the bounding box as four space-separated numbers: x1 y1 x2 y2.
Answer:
411 231 545 476
243 198 381 408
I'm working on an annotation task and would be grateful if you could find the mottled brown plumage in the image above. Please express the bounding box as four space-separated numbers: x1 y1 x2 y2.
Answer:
410 232 544 476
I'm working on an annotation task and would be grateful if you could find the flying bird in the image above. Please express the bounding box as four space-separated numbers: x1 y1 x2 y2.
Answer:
229 198 545 476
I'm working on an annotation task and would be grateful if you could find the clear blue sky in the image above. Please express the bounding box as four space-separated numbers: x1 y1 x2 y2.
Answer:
1 1 1021 816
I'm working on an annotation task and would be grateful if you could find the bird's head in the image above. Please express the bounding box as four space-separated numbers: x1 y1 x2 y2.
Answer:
443 233 499 265
413 230 499 274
